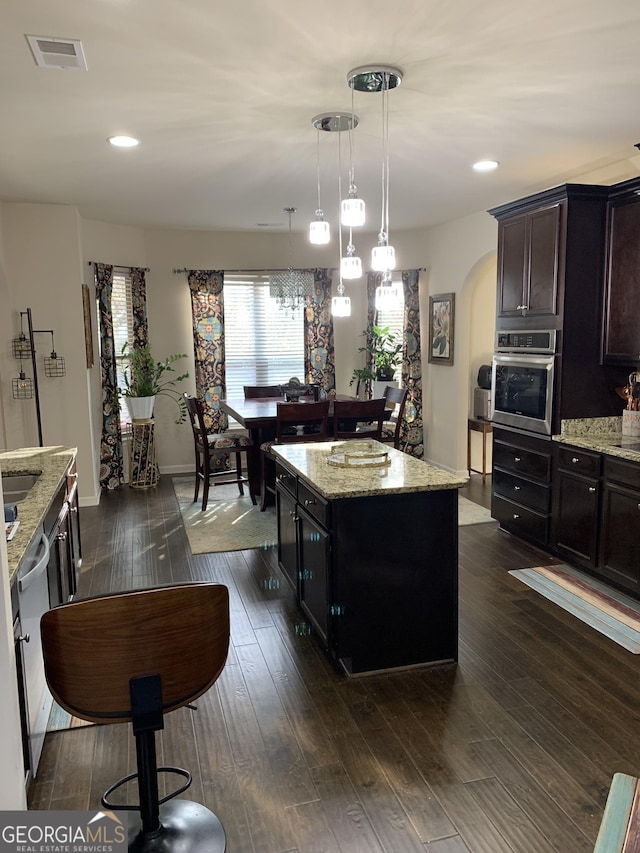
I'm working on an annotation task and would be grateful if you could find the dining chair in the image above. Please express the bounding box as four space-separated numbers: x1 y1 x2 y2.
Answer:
40 582 230 852
243 384 283 398
332 397 387 441
260 400 330 511
184 394 255 511
379 385 408 449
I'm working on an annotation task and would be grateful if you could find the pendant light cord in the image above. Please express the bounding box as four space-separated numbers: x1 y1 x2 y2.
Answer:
337 132 345 294
315 129 322 213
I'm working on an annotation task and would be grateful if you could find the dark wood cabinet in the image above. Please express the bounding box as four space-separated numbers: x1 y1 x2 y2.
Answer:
598 457 640 593
496 204 560 318
552 445 600 570
602 183 640 365
491 426 552 547
275 459 458 675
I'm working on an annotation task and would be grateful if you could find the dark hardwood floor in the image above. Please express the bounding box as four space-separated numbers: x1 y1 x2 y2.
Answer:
28 474 638 852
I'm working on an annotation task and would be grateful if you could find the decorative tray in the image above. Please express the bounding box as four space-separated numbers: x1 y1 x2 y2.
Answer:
326 440 390 468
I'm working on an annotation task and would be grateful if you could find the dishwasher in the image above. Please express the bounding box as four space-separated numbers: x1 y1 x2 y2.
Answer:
17 528 53 776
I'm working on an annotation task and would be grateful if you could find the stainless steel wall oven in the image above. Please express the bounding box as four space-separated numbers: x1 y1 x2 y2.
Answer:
491 330 557 435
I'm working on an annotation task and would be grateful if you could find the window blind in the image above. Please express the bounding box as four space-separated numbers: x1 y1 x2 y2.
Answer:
223 275 305 399
375 275 405 384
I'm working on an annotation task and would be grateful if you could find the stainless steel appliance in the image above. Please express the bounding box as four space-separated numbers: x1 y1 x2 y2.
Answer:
491 330 557 435
473 388 491 420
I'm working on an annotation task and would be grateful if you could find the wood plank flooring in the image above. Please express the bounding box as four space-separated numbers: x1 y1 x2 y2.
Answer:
28 474 640 852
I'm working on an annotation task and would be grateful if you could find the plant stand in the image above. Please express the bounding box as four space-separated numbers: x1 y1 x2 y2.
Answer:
128 419 159 489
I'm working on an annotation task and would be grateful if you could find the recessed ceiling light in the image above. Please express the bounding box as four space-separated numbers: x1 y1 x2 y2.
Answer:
108 135 140 148
472 159 499 172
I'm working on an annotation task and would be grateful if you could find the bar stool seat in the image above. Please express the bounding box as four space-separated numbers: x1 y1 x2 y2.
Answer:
40 583 230 852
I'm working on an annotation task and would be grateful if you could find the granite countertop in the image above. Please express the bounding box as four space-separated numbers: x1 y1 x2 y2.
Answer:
554 416 640 463
272 439 467 500
1 446 77 583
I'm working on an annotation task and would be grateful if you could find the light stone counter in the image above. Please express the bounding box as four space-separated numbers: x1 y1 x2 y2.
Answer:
272 439 467 500
1 446 77 583
554 416 640 464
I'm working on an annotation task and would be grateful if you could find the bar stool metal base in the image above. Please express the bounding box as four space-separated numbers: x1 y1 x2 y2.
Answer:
128 799 226 852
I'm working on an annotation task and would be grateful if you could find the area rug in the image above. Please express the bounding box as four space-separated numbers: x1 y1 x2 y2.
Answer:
458 496 493 526
509 564 640 653
172 477 277 554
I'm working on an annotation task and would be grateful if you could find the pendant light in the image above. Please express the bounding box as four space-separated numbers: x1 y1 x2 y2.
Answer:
340 88 365 228
309 127 330 245
347 65 402 273
375 271 402 310
330 116 354 317
269 208 314 315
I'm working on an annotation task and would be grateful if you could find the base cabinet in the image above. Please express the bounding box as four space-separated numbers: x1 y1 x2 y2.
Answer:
598 458 640 594
492 427 552 548
552 445 600 570
276 460 458 675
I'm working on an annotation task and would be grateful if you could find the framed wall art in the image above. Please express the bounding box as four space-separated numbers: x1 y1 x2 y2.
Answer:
428 292 455 365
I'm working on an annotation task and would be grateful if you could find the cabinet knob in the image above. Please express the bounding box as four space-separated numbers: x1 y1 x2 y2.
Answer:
571 457 580 464
514 456 521 463
277 474 285 481
588 487 596 493
303 498 316 506
57 531 67 542
18 634 30 644
513 485 521 491
512 513 520 520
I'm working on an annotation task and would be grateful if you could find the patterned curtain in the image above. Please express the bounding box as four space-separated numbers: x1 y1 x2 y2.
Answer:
304 268 335 394
401 269 424 457
95 263 124 489
130 267 149 348
187 270 228 432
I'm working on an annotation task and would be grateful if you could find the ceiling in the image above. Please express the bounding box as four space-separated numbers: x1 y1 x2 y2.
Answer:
2 0 640 235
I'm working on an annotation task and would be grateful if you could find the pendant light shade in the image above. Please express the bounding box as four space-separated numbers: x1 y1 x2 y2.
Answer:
309 215 330 245
372 240 396 272
341 193 365 227
375 273 401 309
331 292 351 317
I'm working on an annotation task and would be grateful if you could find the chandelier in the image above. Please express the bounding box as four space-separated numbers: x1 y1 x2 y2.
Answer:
269 207 314 314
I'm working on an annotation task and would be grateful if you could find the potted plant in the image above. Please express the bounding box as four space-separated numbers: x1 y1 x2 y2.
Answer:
350 325 402 395
119 343 189 423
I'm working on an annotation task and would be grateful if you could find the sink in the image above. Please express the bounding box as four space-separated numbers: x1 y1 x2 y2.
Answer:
2 473 41 503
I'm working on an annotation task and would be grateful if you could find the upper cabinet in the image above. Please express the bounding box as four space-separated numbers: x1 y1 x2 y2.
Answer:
602 179 640 366
496 203 561 319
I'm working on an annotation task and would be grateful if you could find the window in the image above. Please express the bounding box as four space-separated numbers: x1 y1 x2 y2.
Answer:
223 274 305 399
375 274 404 384
97 268 135 428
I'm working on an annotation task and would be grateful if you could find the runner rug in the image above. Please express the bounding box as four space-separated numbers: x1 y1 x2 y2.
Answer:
509 563 640 653
174 477 493 555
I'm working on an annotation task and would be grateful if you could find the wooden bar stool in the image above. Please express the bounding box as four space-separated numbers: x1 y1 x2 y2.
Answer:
40 583 230 852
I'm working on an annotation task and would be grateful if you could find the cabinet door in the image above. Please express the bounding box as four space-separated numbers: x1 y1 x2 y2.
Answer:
276 483 298 591
13 614 31 782
553 471 599 568
298 508 330 647
66 475 82 595
602 198 640 364
526 204 560 315
497 215 527 316
598 482 640 593
48 506 73 607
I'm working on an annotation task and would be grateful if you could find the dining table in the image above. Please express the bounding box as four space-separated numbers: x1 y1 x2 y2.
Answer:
220 395 356 498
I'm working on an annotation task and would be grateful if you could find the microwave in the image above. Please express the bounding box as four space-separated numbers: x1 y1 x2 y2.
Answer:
491 352 555 435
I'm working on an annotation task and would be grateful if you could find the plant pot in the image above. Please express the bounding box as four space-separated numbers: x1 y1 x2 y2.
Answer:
125 395 156 421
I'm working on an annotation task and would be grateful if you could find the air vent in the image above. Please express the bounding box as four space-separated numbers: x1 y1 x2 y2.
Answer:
26 35 87 70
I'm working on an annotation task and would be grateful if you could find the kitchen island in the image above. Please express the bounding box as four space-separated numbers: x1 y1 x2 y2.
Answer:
272 440 467 676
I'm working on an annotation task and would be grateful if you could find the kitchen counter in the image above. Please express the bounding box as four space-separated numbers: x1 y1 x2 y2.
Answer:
554 416 640 463
271 439 467 500
1 446 77 583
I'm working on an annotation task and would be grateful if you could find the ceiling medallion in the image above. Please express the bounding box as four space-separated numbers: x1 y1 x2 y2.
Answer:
346 65 403 93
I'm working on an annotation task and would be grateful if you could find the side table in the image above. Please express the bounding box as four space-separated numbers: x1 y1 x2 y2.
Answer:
128 418 159 489
467 417 492 482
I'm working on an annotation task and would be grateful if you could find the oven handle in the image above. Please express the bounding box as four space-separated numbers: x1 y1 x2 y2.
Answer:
18 532 50 593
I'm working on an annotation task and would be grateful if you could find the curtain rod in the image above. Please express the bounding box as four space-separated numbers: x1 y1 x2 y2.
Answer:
87 261 150 272
173 267 307 275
